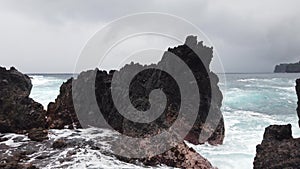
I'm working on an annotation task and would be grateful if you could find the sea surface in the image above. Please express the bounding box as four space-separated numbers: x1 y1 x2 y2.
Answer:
28 73 300 169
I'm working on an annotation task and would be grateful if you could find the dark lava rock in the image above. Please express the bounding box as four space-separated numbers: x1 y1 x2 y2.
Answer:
262 124 293 141
46 78 81 129
254 124 300 169
0 134 8 142
0 67 46 133
0 162 38 169
0 137 8 142
0 127 215 168
45 36 223 168
0 150 38 169
296 78 300 127
117 142 215 169
52 139 67 149
28 128 48 142
47 36 224 146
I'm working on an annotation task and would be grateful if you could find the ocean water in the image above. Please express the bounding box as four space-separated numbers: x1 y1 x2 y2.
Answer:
29 73 300 169
30 74 75 107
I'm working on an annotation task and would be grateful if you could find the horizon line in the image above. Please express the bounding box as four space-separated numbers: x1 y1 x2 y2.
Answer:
25 72 288 75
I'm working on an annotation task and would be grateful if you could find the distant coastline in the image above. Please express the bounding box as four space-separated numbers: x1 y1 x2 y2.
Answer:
274 61 300 73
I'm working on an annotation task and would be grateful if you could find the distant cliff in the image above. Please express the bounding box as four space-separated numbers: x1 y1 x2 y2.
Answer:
274 61 300 73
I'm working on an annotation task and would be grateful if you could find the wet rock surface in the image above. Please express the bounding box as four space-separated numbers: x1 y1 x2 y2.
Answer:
0 128 215 169
0 67 46 133
116 142 215 169
51 139 67 149
254 124 300 169
28 128 48 142
0 128 118 169
46 78 81 129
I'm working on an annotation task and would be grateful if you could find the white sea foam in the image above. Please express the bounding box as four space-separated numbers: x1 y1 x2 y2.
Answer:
0 128 173 169
237 78 259 82
1 133 29 147
45 128 159 169
30 75 70 108
28 74 300 169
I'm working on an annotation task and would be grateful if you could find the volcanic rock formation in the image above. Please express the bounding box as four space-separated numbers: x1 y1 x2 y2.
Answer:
46 78 81 129
254 124 300 169
47 35 225 145
0 67 46 133
0 36 224 168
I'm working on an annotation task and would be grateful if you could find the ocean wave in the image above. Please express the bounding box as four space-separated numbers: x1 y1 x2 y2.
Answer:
31 76 62 87
28 74 300 169
237 78 259 82
1 128 172 169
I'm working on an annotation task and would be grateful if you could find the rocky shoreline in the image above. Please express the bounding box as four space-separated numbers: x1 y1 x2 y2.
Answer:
0 36 223 169
253 79 300 169
2 38 300 168
2 37 300 168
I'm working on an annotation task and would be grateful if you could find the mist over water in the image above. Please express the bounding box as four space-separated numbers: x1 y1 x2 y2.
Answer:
29 73 300 169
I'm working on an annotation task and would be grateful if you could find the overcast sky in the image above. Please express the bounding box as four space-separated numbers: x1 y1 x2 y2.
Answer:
0 0 300 73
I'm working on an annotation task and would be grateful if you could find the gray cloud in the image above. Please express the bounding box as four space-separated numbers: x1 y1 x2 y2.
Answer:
0 0 299 73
